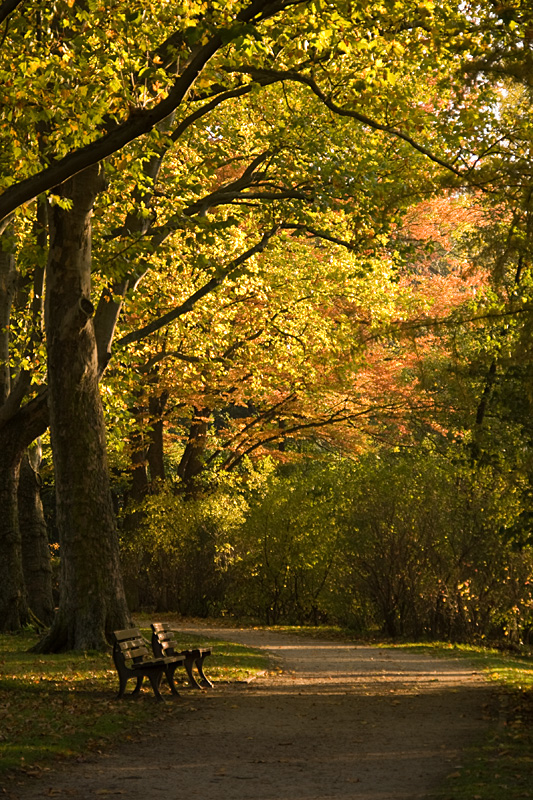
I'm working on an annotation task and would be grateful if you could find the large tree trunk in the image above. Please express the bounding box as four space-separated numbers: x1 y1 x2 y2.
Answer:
35 165 131 652
19 444 55 626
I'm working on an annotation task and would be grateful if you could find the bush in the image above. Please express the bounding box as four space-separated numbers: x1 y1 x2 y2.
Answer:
336 451 533 641
120 483 247 616
118 452 533 645
225 461 347 624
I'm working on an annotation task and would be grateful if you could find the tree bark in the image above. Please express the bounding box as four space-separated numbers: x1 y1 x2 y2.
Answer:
129 432 150 502
177 408 209 488
19 444 55 626
0 434 27 629
147 391 169 483
0 229 28 629
0 200 53 631
0 390 49 630
35 164 131 652
0 229 15 403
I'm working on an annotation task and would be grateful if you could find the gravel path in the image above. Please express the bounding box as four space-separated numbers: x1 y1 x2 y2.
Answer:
7 626 494 800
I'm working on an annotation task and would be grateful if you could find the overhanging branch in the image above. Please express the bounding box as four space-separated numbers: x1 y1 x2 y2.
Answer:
281 222 357 250
220 401 408 470
116 226 279 348
229 66 469 180
0 0 306 226
0 0 22 26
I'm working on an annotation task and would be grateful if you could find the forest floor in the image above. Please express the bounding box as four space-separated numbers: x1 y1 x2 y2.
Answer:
6 625 496 800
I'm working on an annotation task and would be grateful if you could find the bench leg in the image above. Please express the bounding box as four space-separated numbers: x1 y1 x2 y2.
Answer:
184 655 202 689
130 675 144 697
145 671 165 701
164 665 180 697
116 671 130 700
195 657 213 688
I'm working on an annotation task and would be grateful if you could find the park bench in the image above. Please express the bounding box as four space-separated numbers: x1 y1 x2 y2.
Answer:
112 627 185 701
151 621 213 690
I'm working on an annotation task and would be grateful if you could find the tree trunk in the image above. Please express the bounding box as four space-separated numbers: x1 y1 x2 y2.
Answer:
19 444 55 626
177 408 209 488
0 227 42 630
130 437 150 501
0 225 16 402
126 405 150 503
35 165 131 652
0 228 28 629
147 390 168 483
0 437 27 629
0 390 49 630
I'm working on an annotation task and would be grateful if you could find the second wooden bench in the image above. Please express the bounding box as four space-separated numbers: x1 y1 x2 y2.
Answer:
151 622 213 690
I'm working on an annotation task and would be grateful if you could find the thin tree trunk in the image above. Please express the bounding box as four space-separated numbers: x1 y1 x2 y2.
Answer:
0 439 27 629
177 408 209 488
0 391 49 630
0 228 28 629
0 226 15 402
35 164 131 652
130 436 150 501
147 390 168 483
19 444 55 626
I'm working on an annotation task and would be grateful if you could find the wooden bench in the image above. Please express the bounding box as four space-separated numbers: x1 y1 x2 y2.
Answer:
112 627 185 701
151 622 213 690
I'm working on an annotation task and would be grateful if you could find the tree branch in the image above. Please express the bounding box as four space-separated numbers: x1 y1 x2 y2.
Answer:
0 0 304 226
281 222 357 250
182 151 273 217
0 369 32 427
228 66 469 180
116 226 279 348
221 404 393 471
0 0 23 26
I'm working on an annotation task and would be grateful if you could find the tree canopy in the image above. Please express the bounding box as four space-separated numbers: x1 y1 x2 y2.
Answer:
1 0 532 648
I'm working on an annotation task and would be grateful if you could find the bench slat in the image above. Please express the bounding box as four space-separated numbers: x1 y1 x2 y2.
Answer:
114 628 144 642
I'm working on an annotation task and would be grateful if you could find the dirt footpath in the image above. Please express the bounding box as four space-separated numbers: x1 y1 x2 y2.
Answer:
8 626 494 800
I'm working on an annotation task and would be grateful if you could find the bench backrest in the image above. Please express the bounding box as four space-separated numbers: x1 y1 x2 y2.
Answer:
113 628 152 665
151 622 179 658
